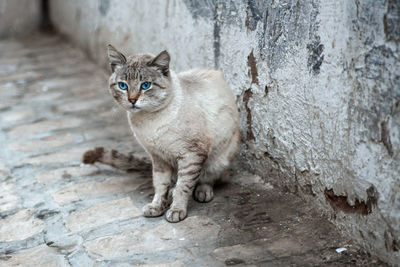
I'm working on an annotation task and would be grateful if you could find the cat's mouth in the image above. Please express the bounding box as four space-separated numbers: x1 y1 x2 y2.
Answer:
130 105 140 110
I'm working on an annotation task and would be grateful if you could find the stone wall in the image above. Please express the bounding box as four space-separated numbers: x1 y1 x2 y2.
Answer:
0 0 41 39
48 0 400 265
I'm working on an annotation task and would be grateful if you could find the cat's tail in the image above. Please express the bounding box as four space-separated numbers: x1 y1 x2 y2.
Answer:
82 147 152 173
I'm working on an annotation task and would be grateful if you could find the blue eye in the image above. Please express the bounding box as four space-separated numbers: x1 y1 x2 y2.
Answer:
141 82 151 90
118 82 128 90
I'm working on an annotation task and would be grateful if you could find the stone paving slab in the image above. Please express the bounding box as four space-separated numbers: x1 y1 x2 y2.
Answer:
0 34 385 266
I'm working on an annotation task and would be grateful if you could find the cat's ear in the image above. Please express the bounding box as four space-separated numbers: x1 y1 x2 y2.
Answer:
149 50 170 76
107 44 126 72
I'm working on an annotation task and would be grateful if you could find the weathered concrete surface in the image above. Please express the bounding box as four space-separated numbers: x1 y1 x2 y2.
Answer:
0 0 41 39
0 35 384 266
48 0 400 265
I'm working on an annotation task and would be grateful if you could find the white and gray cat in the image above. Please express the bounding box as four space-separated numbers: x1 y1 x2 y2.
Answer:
83 45 240 222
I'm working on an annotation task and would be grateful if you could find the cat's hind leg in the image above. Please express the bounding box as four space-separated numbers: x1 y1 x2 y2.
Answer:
193 166 223 203
194 133 239 203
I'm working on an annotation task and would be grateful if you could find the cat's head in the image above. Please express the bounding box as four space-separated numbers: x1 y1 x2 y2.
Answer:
106 45 172 113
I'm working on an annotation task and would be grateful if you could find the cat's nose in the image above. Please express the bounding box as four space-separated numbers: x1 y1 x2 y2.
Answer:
128 98 137 105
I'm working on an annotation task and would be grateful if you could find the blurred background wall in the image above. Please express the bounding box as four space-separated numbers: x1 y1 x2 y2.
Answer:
0 0 41 39
4 0 398 265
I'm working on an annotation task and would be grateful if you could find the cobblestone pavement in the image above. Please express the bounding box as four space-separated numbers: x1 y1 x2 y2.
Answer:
0 34 384 266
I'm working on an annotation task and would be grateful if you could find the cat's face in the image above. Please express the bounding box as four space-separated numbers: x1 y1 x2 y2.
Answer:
107 45 172 113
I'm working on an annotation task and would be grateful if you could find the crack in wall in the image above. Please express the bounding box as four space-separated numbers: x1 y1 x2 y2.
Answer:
243 89 254 141
40 0 53 32
307 36 324 74
381 117 393 156
213 2 221 68
383 0 400 43
247 50 259 85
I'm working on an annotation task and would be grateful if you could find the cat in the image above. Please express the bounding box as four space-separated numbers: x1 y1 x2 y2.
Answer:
83 45 240 222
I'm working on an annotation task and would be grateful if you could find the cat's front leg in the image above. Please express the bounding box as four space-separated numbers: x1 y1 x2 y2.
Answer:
143 155 172 217
166 151 207 222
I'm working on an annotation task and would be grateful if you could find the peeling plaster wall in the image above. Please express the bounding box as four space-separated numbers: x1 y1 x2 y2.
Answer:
49 0 400 265
0 0 41 39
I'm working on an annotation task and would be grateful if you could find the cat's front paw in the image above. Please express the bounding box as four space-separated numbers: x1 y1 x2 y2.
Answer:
165 208 187 223
142 203 165 217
